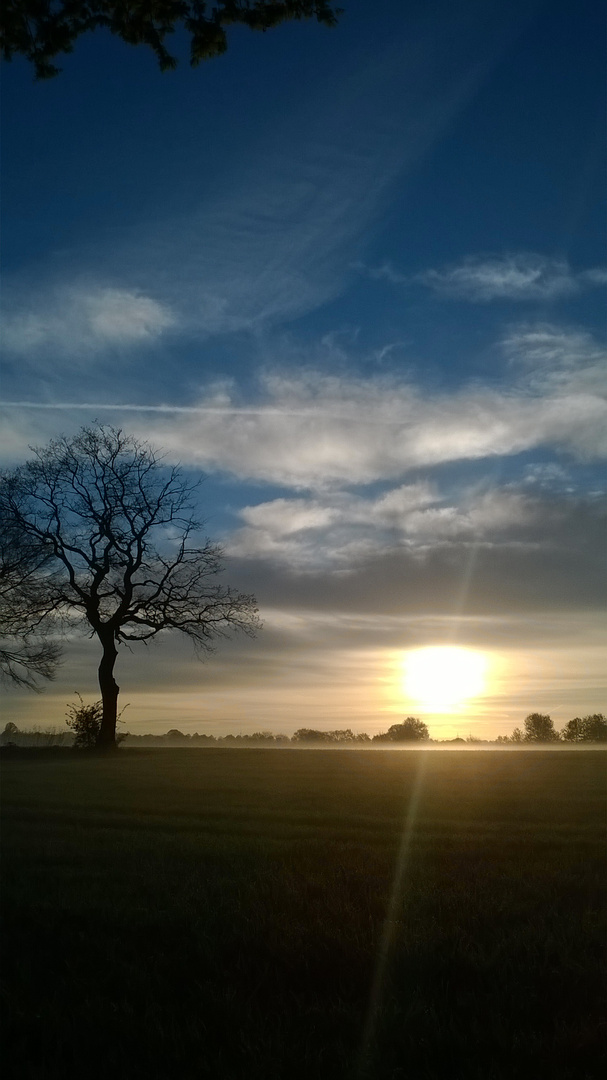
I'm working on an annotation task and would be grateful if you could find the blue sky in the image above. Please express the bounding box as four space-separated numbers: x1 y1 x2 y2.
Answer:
1 0 605 736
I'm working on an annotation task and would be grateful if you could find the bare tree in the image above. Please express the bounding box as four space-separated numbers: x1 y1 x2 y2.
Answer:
0 425 260 748
0 508 62 690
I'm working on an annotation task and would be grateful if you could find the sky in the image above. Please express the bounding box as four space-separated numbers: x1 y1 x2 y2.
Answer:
1 0 605 739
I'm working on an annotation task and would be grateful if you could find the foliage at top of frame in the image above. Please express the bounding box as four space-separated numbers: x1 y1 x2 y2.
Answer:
1 1 342 79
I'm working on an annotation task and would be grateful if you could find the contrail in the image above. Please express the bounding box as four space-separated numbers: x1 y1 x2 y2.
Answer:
0 400 409 424
0 400 300 415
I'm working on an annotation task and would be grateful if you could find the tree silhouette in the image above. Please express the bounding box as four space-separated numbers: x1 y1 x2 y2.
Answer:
579 714 607 742
523 713 558 743
373 717 429 742
0 425 259 749
561 717 583 743
291 728 334 743
561 714 607 743
65 692 128 749
1 1 341 79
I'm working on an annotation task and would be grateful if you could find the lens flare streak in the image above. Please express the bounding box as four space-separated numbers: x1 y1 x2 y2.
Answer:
357 751 428 1075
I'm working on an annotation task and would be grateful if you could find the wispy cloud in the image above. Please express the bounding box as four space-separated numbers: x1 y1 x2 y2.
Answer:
2 285 175 358
418 254 581 300
227 485 537 567
2 12 505 366
80 50 480 338
352 260 408 285
3 323 605 480
580 268 607 286
503 322 606 388
125 323 607 483
359 254 607 302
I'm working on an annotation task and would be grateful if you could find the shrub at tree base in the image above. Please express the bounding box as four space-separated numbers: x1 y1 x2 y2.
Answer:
65 694 128 750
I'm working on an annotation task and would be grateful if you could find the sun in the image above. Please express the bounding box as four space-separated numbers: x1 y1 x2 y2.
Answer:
403 647 487 710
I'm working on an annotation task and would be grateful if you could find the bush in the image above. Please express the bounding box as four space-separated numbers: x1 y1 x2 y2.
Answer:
65 694 128 750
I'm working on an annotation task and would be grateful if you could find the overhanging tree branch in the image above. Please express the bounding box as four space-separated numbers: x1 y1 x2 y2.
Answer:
1 1 342 79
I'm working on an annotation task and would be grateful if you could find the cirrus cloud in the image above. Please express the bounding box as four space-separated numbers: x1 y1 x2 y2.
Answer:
1 284 176 359
418 254 580 300
2 323 605 484
119 323 606 487
360 254 607 302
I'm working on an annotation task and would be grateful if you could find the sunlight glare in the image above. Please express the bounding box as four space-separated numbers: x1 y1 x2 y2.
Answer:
403 647 487 710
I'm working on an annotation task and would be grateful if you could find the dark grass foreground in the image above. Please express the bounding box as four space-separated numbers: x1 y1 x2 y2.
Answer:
1 749 605 1079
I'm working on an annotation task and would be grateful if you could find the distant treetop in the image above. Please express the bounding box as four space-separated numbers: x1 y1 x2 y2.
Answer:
1 1 342 79
372 717 430 743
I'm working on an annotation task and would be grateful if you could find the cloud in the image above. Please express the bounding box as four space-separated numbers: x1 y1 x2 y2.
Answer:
2 322 605 480
227 485 542 568
503 323 606 387
228 483 437 564
359 254 607 302
2 285 175 358
115 323 605 485
580 268 607 286
522 462 571 489
352 260 408 285
92 42 481 338
418 254 579 300
226 490 606 619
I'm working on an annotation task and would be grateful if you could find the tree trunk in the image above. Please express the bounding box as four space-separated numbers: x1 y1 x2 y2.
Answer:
97 634 119 750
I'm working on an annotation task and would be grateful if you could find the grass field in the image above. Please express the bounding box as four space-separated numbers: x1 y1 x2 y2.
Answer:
1 748 605 1079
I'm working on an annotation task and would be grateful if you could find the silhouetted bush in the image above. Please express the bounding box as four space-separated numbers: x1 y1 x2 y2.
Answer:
66 694 128 750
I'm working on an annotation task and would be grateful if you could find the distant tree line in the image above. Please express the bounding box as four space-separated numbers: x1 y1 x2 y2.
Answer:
495 713 607 744
2 710 605 750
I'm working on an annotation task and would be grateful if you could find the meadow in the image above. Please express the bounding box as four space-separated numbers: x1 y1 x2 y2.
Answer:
1 748 605 1079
